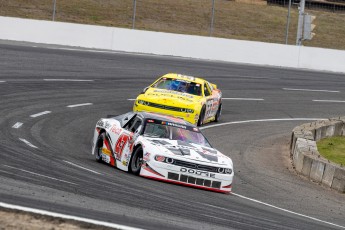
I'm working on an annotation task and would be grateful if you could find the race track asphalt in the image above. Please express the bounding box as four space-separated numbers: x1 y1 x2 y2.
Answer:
0 41 344 230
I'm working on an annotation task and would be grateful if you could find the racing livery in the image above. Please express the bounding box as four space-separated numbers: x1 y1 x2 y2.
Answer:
133 73 222 126
92 112 234 193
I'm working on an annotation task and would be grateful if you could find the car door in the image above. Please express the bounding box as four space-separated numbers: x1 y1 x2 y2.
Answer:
116 116 143 171
203 83 216 120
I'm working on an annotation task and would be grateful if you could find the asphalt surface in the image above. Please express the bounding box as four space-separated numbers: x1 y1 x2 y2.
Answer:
0 41 345 230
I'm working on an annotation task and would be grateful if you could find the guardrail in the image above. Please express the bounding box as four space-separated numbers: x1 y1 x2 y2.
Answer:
1 16 345 73
290 117 345 193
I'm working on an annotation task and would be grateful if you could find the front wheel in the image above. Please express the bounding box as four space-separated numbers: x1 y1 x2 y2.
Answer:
129 146 143 175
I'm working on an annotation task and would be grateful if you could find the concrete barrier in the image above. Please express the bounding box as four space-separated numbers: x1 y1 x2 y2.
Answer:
1 16 345 73
291 117 345 193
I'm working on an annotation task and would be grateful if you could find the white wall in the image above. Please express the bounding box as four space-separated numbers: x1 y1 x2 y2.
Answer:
0 16 344 73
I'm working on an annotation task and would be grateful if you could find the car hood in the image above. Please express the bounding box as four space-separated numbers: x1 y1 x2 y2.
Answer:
141 88 201 104
145 138 232 166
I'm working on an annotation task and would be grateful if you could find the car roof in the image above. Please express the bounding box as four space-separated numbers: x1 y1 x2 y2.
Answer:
160 73 207 85
137 112 195 127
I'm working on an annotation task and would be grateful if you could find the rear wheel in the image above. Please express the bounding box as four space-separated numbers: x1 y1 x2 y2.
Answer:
215 103 222 122
94 132 105 162
197 106 206 126
129 146 143 175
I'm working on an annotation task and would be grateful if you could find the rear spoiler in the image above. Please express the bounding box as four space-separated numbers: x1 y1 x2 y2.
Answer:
210 83 217 89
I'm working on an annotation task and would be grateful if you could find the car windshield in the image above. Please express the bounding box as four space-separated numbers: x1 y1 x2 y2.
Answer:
153 78 202 96
143 121 211 147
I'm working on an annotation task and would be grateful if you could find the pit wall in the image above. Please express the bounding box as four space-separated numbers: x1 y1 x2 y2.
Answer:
1 16 345 73
290 117 345 193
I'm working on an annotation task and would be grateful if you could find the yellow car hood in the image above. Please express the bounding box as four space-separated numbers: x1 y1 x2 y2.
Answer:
141 88 201 105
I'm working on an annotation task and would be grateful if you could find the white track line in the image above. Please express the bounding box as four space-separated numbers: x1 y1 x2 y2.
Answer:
63 160 102 175
233 192 345 229
283 88 340 93
313 100 345 103
30 111 51 118
222 98 264 101
0 80 5 83
200 118 325 130
67 103 93 108
19 138 38 149
12 122 23 129
127 99 136 101
3 165 77 185
0 202 144 230
43 79 94 82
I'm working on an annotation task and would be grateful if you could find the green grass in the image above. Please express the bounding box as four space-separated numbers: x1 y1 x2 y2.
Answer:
317 136 345 165
0 0 344 50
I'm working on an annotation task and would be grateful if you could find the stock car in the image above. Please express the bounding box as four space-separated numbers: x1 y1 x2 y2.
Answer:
91 112 234 193
133 73 222 126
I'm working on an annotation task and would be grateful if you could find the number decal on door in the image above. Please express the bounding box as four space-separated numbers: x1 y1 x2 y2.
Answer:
115 134 131 160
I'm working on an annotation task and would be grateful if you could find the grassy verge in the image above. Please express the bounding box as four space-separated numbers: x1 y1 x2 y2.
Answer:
0 0 344 50
317 136 345 165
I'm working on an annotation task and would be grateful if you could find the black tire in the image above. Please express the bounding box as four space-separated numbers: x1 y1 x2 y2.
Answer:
94 132 105 163
129 146 143 175
197 106 206 126
215 103 222 122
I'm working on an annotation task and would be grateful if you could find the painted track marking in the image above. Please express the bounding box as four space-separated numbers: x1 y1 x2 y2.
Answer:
43 79 94 82
63 160 102 175
12 122 23 129
0 80 5 83
3 165 77 185
200 118 326 130
127 99 136 101
19 138 38 149
233 192 345 229
283 88 340 93
222 98 264 101
0 202 143 230
30 111 51 118
313 100 345 103
201 118 345 229
67 103 93 108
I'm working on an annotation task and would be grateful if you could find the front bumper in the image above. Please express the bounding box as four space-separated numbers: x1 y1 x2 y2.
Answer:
140 160 233 193
133 101 199 125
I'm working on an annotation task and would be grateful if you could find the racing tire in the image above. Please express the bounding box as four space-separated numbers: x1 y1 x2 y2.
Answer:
197 106 206 126
129 146 143 175
215 103 222 122
94 132 105 163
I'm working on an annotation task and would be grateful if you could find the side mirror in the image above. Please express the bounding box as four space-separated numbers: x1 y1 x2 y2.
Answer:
141 87 149 94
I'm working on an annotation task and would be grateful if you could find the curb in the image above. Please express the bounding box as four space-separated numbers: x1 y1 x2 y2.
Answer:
290 117 345 193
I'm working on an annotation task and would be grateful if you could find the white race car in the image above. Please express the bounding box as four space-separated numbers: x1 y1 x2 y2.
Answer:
91 112 234 193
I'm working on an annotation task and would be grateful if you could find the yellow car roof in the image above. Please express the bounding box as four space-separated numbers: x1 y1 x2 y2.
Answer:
161 73 207 85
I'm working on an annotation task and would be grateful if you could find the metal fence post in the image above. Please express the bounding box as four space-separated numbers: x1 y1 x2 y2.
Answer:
285 0 292 44
209 0 215 36
132 0 137 29
52 0 57 21
296 0 305 45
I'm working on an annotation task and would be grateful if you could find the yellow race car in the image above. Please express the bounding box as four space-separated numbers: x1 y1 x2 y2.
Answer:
133 73 222 126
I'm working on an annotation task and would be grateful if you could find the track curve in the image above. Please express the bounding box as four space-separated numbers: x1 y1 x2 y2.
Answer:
0 42 345 230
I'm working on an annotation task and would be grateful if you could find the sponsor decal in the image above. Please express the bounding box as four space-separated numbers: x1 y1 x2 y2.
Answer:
153 89 194 99
110 125 121 135
122 160 128 166
143 152 151 162
102 148 111 155
114 133 132 160
101 153 111 164
180 167 216 178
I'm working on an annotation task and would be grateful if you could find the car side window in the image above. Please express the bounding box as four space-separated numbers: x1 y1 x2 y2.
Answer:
128 117 142 133
204 84 211 97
